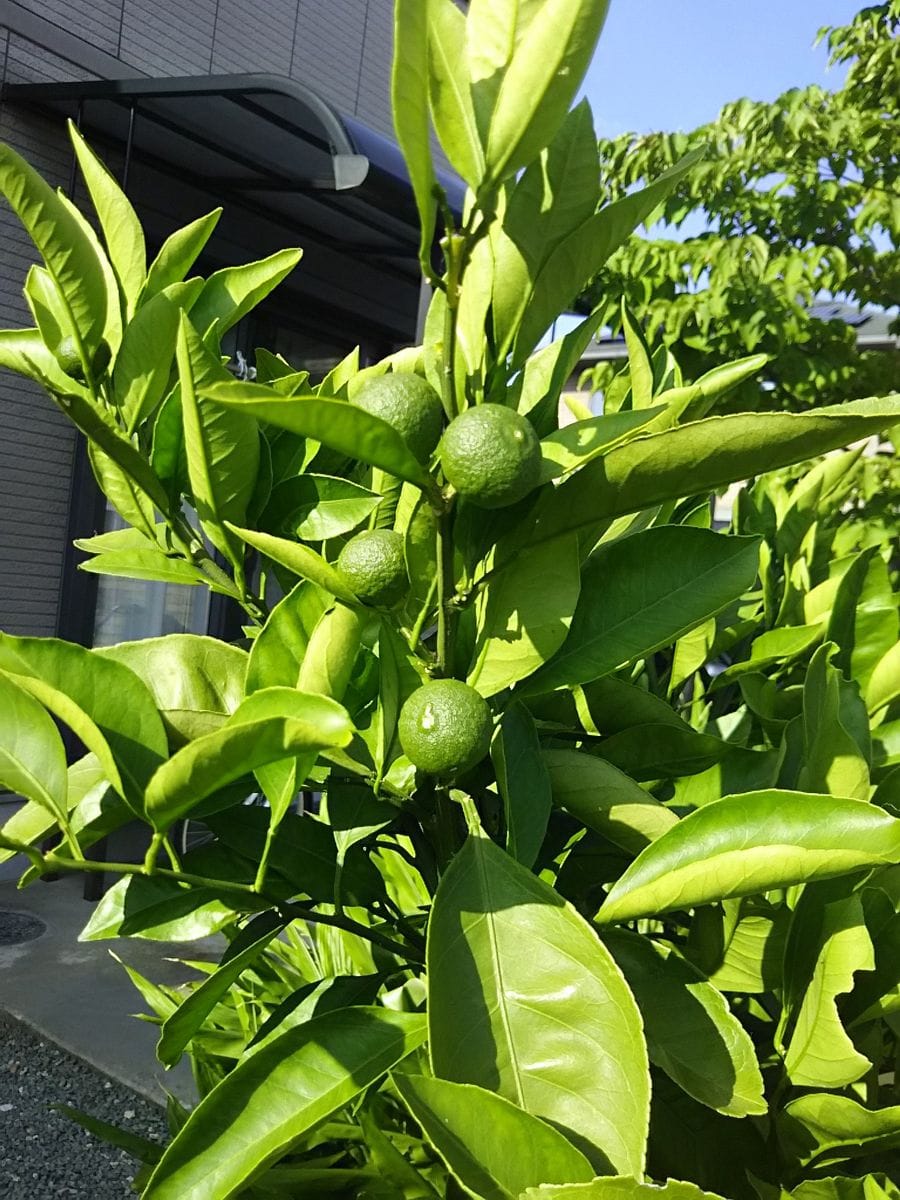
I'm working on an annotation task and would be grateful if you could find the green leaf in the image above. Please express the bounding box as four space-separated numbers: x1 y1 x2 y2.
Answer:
790 1178 900 1200
780 880 874 1088
113 292 181 431
491 703 552 868
79 547 211 588
596 791 900 925
0 671 69 832
228 524 358 604
0 634 167 817
97 635 247 746
157 912 285 1067
203 381 437 494
0 327 78 393
69 121 146 314
428 827 649 1175
513 308 607 435
296 602 365 704
142 1008 426 1199
521 1177 731 1199
798 645 869 802
144 688 352 830
543 749 678 855
80 874 240 942
707 899 789 994
595 725 728 783
621 305 654 409
513 151 702 366
483 0 611 185
539 407 665 483
246 581 329 692
265 473 381 541
426 0 484 189
392 0 438 270
469 534 581 697
188 248 301 338
827 549 898 692
142 210 221 301
0 753 104 865
522 528 761 697
602 931 766 1118
0 141 109 356
538 395 900 541
868 641 900 717
54 1104 163 1164
394 1074 594 1200
177 314 260 568
777 1094 900 1170
719 624 823 681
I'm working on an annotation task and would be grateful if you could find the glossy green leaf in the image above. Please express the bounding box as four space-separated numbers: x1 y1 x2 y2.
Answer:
0 633 167 816
522 528 760 697
296 603 365 704
0 753 104 865
113 291 181 431
394 1074 594 1200
246 580 329 692
827 549 898 692
426 0 484 188
0 326 78 393
491 703 552 868
539 395 900 541
780 880 874 1088
428 827 649 1175
707 900 789 994
596 725 728 782
539 406 665 483
228 524 357 604
602 931 766 1117
513 308 606 435
144 688 352 830
266 473 381 540
78 547 210 588
55 190 123 356
80 874 240 942
0 670 69 831
204 381 437 494
0 141 109 355
143 1008 426 1199
86 443 159 541
597 791 900 925
142 210 220 300
69 121 146 314
777 1094 900 1170
483 0 611 185
543 749 677 855
54 1104 163 1164
469 534 581 696
867 642 900 717
798 645 869 801
393 0 438 268
513 152 702 367
720 623 823 680
177 314 259 568
521 1177 730 1199
157 912 285 1067
790 1177 900 1200
189 248 301 338
492 102 600 361
97 635 247 746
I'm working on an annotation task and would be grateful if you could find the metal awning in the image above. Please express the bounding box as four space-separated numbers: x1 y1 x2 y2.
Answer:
3 74 464 267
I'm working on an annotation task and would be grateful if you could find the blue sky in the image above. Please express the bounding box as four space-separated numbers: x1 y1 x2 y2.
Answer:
581 0 862 137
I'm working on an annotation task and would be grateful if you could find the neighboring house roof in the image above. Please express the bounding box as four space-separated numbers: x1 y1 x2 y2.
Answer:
573 302 900 366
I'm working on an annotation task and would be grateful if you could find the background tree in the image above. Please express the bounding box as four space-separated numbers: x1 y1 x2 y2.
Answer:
581 1 900 411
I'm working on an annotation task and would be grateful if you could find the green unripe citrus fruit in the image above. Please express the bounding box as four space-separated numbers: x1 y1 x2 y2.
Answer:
398 679 492 777
337 529 408 608
351 372 444 463
55 336 111 381
440 404 541 509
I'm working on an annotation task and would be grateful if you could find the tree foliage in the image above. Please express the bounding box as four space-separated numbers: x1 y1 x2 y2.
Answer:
582 2 900 411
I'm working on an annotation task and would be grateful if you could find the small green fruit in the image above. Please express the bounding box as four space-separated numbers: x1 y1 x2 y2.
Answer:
398 679 492 777
337 529 408 608
440 404 541 509
351 372 444 463
55 335 111 381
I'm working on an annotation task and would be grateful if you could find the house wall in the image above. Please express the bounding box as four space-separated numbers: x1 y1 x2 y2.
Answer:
0 0 402 639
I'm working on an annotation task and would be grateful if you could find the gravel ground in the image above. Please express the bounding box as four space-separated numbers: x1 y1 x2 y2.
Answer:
0 1014 169 1199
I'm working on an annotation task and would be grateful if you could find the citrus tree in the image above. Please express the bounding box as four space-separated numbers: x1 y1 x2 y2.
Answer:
1 1 900 1197
580 1 900 412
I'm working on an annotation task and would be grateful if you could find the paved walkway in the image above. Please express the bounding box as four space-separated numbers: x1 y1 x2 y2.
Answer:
0 858 219 1106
